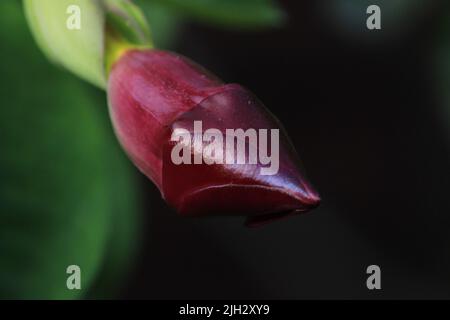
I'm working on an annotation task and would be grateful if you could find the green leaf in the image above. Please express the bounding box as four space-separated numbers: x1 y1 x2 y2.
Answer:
23 0 106 88
0 1 139 299
23 0 153 89
150 0 285 30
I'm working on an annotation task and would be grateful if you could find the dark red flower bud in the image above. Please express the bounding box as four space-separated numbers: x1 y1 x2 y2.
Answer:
108 49 320 226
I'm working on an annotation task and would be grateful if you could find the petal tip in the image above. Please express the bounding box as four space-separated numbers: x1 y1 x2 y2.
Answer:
244 188 321 228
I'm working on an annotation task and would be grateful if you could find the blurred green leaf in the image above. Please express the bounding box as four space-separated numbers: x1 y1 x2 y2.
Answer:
0 1 139 299
434 14 450 145
135 0 182 49
86 152 141 299
149 0 285 30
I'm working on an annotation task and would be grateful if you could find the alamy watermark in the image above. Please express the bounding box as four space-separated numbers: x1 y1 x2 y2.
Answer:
66 5 81 30
366 5 381 30
366 265 381 290
66 265 81 290
170 121 280 176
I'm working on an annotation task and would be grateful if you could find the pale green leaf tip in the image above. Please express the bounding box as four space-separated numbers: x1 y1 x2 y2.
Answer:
23 0 107 88
23 0 153 90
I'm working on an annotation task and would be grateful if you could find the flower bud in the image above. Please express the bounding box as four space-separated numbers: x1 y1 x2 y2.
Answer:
108 50 320 225
108 49 320 226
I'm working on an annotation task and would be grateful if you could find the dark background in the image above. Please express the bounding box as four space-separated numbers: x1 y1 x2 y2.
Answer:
118 0 450 299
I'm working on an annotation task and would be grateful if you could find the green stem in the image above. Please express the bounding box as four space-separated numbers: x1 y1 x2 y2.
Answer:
104 3 154 76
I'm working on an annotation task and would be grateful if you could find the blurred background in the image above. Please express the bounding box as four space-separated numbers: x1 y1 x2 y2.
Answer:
1 0 450 299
